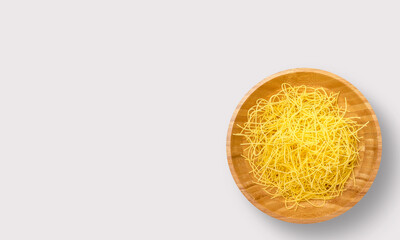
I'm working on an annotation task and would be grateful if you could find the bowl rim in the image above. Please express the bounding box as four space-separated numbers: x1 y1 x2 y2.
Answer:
226 68 382 224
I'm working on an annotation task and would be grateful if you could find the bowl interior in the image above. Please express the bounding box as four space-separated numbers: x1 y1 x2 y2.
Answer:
227 69 382 223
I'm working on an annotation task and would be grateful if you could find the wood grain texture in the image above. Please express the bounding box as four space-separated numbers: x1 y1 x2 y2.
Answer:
226 68 382 224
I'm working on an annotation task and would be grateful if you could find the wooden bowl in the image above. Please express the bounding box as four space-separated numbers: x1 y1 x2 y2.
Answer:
226 68 382 224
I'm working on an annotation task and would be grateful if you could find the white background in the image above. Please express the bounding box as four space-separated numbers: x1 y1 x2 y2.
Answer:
0 1 398 239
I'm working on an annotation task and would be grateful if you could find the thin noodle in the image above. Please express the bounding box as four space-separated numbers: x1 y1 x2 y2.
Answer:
235 84 368 209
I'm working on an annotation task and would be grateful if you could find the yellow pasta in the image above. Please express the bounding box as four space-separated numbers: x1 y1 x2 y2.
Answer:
236 83 367 210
